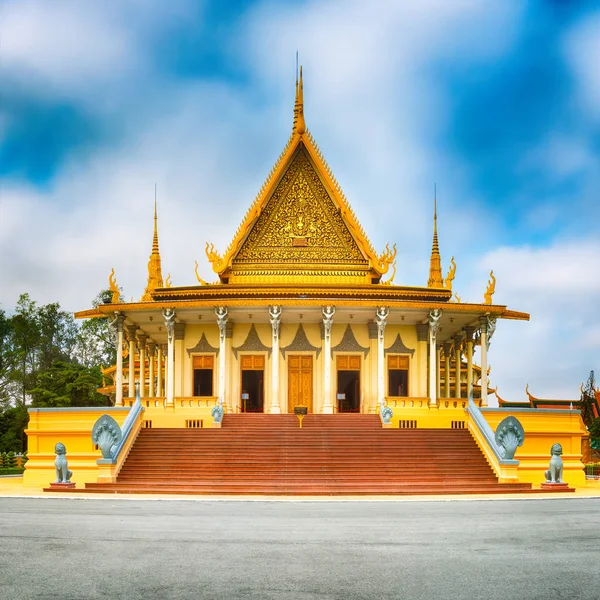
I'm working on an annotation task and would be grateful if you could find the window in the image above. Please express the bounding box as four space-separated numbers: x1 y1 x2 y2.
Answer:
388 355 409 397
193 355 214 396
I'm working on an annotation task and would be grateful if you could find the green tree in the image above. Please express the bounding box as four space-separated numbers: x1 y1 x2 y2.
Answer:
73 290 117 368
10 294 41 407
0 405 29 453
29 361 108 408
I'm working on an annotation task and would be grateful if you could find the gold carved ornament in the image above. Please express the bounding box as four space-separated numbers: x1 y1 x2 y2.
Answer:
484 270 496 304
194 261 208 285
231 149 366 265
444 256 456 290
376 243 397 276
108 268 121 303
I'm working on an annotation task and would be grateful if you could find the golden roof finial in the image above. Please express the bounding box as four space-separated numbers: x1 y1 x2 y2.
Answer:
108 268 121 303
484 270 496 304
444 256 456 290
141 193 164 301
427 188 443 288
292 59 306 135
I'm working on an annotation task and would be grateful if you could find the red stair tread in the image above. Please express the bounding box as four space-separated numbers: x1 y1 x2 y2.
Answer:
80 414 534 496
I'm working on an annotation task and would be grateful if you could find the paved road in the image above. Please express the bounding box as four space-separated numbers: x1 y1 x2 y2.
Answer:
1 497 599 599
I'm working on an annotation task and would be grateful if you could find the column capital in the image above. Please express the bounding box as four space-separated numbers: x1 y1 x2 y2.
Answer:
125 324 138 341
269 305 282 341
443 342 453 358
322 306 335 341
428 309 442 338
416 323 429 342
174 322 186 341
162 308 176 344
215 306 228 342
147 340 156 355
375 307 389 342
367 322 378 340
137 332 148 348
463 325 476 341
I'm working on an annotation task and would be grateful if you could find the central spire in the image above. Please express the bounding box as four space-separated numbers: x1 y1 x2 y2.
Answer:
427 188 443 288
292 64 306 135
141 194 164 301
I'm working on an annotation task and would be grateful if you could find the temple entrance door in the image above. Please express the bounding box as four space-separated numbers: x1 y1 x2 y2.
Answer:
240 355 264 412
336 355 361 413
288 355 313 413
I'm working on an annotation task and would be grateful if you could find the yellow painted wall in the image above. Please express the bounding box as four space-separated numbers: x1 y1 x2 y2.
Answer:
24 407 130 488
481 408 587 487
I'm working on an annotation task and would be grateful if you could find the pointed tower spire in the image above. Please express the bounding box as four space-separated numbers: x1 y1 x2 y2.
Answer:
141 190 164 301
427 186 444 288
292 58 306 135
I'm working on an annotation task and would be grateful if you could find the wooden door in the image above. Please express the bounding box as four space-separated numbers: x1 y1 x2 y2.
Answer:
288 355 313 413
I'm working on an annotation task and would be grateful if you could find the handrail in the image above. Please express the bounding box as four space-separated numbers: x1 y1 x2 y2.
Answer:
111 399 143 461
466 391 518 467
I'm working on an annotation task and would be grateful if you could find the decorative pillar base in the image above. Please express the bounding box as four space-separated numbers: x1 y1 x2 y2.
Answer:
322 405 334 415
270 405 281 414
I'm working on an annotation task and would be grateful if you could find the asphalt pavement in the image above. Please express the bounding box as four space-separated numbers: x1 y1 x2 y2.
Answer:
1 497 599 600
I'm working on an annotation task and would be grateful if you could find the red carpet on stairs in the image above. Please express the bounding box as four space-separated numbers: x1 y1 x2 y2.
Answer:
83 414 533 495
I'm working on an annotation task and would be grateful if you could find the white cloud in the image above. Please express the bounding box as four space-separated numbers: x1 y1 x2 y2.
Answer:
1 0 597 410
462 240 600 404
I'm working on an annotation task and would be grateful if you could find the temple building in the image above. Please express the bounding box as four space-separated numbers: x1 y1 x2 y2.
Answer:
76 68 529 420
23 69 589 493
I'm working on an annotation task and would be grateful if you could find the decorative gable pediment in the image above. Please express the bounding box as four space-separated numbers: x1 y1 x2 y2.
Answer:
234 145 366 269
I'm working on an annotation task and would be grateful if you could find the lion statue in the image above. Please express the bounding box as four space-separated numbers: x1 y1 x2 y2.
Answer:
54 442 73 484
544 443 563 483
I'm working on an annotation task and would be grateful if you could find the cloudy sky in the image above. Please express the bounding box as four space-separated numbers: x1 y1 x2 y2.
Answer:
1 0 599 403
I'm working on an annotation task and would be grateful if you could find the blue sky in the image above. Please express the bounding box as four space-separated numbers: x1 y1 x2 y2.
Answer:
0 0 599 402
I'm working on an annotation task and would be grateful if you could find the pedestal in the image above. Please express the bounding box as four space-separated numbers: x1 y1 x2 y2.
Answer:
540 482 574 492
44 482 76 492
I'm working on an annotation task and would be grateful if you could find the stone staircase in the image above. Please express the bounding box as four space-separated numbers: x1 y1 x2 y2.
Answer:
83 414 533 495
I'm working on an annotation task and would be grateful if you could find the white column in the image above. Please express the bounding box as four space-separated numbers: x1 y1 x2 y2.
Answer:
216 307 228 409
428 309 441 408
443 342 452 398
465 326 475 400
110 313 125 407
453 334 462 399
163 309 176 408
147 341 156 398
322 306 335 414
376 307 389 410
138 333 147 398
157 344 164 398
174 323 185 397
126 325 138 398
269 306 282 414
415 324 428 397
479 316 496 408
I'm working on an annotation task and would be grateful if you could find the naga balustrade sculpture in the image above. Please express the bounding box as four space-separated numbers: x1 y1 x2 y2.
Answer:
494 416 524 460
380 405 393 424
92 414 123 459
